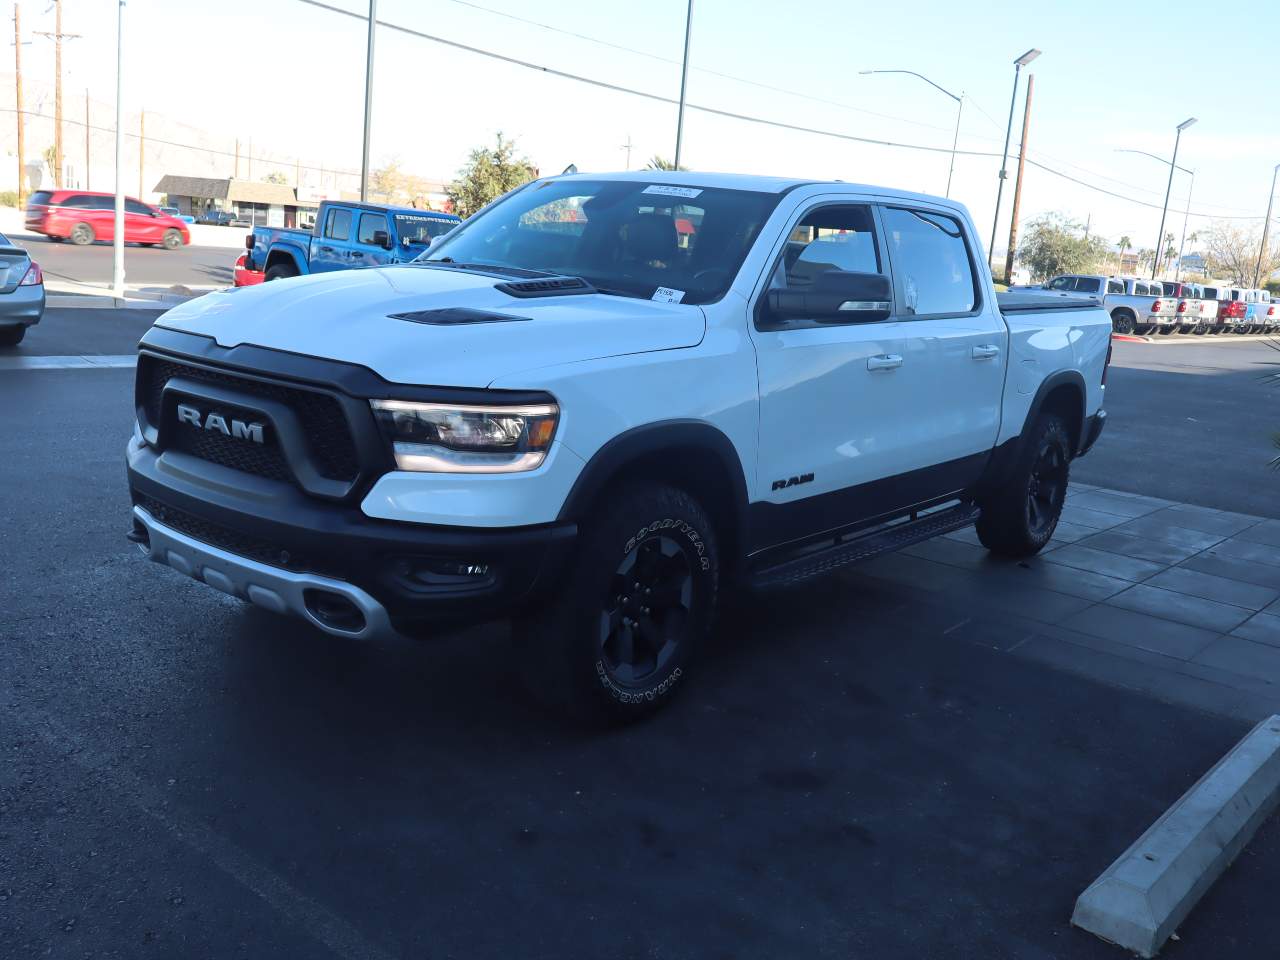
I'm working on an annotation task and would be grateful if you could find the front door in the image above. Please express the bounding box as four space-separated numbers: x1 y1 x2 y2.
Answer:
749 201 920 548
311 206 354 273
353 211 392 268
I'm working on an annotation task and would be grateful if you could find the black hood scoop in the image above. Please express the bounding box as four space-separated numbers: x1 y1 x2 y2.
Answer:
389 307 532 326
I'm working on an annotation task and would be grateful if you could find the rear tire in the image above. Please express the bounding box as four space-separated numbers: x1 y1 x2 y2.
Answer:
1111 312 1135 335
69 222 94 245
161 229 183 250
515 483 719 725
264 263 298 282
976 414 1071 558
0 325 25 346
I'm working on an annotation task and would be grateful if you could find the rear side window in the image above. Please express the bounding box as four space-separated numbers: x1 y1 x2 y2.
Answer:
325 208 352 241
29 190 52 206
89 195 115 210
881 207 977 315
357 212 389 245
60 194 91 208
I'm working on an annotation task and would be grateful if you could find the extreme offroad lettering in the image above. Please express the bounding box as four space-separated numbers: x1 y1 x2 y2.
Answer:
772 472 814 491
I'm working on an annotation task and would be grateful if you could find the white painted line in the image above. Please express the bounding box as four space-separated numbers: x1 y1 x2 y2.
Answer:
0 354 137 370
1072 715 1280 957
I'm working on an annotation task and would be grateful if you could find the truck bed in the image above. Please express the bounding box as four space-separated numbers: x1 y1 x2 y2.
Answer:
996 291 1102 313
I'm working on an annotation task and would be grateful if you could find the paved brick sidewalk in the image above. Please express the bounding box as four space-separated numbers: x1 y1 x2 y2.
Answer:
844 484 1280 722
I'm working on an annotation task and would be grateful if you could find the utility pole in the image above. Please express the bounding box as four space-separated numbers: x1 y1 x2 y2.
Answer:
1175 171 1195 283
83 86 88 189
12 3 25 205
247 136 252 180
138 108 143 199
111 0 124 300
1254 164 1279 289
1153 118 1197 280
673 0 693 169
36 0 80 189
1083 213 1091 241
1004 72 1034 286
989 48 1041 267
233 138 239 178
621 134 633 171
360 0 376 201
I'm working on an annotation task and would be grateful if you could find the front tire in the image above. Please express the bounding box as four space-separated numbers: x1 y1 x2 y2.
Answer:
976 414 1071 558
69 222 94 245
161 229 183 250
516 484 719 724
0 325 25 346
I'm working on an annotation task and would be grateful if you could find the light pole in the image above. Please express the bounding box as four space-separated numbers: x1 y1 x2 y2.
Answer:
1115 149 1193 281
859 69 963 197
1254 163 1279 289
111 0 124 300
988 48 1040 268
360 0 376 201
1152 117 1196 280
673 0 693 169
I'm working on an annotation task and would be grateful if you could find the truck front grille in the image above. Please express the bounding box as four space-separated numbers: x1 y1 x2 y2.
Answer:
138 354 361 484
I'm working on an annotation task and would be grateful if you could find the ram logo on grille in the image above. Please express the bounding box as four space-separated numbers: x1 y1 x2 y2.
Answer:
176 403 265 444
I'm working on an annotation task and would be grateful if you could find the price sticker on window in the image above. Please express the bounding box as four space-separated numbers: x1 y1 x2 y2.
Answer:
651 287 686 304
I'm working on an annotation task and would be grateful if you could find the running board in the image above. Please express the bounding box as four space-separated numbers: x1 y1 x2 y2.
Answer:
750 503 981 590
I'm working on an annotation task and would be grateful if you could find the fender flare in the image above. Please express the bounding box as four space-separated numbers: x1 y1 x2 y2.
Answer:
556 419 750 546
979 370 1088 494
265 244 309 276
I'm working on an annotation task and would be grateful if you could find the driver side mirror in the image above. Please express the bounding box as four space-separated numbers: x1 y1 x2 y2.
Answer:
372 229 392 250
766 270 892 322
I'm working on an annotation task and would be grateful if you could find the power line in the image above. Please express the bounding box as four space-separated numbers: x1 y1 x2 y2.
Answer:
290 0 1268 222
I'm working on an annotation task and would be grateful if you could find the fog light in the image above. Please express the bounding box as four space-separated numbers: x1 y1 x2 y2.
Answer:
397 557 492 588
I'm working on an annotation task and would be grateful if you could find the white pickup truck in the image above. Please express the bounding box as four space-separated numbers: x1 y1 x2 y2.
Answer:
1041 273 1175 334
126 172 1110 723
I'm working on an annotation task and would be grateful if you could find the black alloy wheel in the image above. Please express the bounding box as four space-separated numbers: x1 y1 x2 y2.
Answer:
1026 440 1068 539
598 534 694 687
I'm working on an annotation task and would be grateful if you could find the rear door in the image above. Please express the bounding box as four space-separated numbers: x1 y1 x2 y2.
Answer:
311 206 354 272
85 194 115 240
877 203 1005 487
125 198 161 243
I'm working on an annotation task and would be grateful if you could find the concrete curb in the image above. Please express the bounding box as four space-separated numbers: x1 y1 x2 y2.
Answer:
1112 333 1277 345
1071 715 1280 957
46 295 173 311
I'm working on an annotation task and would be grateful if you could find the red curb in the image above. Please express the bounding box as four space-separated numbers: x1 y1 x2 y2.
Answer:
1110 334 1149 342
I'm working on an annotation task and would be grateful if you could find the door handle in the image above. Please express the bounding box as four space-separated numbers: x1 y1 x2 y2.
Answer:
971 344 1001 359
867 354 903 371
319 245 334 253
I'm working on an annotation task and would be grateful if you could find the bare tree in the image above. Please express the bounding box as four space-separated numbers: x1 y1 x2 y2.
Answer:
1203 220 1280 286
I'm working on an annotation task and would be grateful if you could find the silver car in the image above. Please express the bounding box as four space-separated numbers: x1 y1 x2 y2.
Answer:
0 233 45 346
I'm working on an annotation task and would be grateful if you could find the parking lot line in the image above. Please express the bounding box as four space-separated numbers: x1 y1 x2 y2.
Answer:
0 354 137 370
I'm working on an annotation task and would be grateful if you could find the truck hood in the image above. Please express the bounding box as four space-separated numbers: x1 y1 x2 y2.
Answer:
155 265 706 387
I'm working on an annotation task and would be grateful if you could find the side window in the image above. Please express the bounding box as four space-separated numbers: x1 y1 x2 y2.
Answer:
325 208 352 241
88 195 115 210
125 199 151 216
61 194 89 208
1107 279 1124 294
357 212 389 245
773 204 881 290
1134 282 1149 296
1074 277 1102 294
881 206 977 315
1047 277 1073 291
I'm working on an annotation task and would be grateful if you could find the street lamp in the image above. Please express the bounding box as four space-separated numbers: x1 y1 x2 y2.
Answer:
1115 149 1194 281
860 69 963 197
1152 117 1197 280
673 0 694 169
1254 163 1279 288
988 48 1041 267
112 0 125 300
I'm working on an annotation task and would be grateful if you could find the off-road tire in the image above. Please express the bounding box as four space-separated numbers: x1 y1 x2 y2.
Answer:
516 483 719 725
264 263 298 282
976 413 1071 558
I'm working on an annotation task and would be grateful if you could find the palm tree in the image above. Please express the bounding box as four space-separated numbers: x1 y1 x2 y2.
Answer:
645 155 687 171
1118 235 1132 274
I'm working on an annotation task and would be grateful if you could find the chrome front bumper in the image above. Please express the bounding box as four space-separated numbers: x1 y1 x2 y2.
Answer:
132 505 395 640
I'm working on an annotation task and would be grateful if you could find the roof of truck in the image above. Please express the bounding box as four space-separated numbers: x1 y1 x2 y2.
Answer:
551 169 969 209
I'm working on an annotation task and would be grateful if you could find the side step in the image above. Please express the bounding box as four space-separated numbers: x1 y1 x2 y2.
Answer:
750 503 981 590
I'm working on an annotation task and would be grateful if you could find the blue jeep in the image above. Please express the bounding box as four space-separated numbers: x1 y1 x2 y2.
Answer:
244 200 461 280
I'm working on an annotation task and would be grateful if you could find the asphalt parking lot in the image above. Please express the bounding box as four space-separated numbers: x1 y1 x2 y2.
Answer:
4 313 1280 957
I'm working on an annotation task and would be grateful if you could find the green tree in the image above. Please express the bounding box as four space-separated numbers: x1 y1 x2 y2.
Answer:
446 133 536 218
645 155 686 171
1017 213 1110 281
1117 234 1132 272
262 171 289 185
1203 220 1280 286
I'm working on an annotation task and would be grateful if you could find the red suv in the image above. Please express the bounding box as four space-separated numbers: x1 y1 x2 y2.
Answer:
25 190 191 250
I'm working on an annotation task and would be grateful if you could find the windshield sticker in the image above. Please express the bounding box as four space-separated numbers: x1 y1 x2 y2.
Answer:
642 185 702 199
652 287 686 304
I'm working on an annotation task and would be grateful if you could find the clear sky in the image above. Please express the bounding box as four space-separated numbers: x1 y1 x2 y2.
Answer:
33 0 1280 255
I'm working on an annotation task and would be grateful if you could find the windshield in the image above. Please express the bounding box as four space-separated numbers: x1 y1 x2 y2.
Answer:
420 179 780 304
394 213 459 245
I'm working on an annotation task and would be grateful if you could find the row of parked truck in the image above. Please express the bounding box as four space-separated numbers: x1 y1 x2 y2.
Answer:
1034 274 1278 335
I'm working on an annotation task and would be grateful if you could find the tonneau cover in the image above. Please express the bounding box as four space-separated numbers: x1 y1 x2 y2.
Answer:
997 291 1101 313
